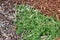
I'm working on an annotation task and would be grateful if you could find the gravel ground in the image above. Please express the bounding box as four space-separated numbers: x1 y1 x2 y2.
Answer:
0 0 20 40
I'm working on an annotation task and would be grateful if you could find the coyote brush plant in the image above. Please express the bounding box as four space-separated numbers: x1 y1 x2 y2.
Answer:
14 5 60 40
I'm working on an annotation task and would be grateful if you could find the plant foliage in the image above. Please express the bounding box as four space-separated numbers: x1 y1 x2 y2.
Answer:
14 5 60 40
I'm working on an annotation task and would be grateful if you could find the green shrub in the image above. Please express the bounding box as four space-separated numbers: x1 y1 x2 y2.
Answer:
14 5 60 40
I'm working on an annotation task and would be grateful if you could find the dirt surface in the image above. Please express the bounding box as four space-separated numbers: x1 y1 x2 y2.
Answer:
0 0 60 40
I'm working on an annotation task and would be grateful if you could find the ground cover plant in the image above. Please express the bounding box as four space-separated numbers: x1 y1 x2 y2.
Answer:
14 5 60 40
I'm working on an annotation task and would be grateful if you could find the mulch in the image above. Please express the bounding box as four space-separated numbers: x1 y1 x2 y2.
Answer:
18 0 60 20
0 0 60 40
